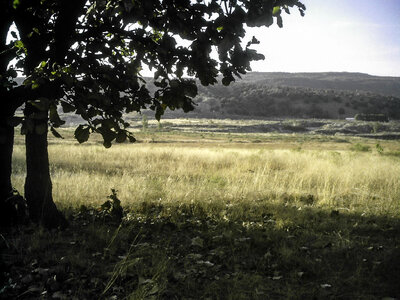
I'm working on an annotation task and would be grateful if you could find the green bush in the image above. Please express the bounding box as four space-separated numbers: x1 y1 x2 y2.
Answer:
350 143 371 152
375 143 384 154
355 113 389 122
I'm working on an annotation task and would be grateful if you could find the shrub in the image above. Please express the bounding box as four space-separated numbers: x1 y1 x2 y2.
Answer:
142 115 149 131
355 113 389 122
350 143 370 152
376 143 384 154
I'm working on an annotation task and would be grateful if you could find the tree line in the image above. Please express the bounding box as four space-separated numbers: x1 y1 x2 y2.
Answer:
190 82 400 119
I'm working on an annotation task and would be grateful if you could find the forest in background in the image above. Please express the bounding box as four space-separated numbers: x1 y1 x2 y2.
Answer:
15 72 400 121
156 72 400 120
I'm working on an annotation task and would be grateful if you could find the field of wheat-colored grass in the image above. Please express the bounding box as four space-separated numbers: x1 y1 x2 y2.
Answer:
6 124 400 299
11 128 400 216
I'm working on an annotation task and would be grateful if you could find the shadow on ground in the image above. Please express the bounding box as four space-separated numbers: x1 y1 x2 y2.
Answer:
1 201 399 299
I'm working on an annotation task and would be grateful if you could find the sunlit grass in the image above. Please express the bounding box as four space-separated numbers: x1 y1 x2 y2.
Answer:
7 123 400 299
11 128 400 216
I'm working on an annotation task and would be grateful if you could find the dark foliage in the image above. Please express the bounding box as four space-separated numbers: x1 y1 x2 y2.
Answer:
1 0 305 227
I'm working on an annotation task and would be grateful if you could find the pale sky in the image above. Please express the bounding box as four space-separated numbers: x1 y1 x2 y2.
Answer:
8 1 400 77
246 0 400 76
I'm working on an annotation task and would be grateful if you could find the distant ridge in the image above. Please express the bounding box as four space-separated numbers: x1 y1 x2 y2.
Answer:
239 72 400 98
188 72 400 120
14 72 400 120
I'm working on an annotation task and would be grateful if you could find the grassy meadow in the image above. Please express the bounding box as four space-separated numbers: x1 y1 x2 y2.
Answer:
11 120 400 216
3 118 400 299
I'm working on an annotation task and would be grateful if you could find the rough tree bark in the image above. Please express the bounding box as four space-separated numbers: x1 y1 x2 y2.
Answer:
12 1 86 228
24 103 67 228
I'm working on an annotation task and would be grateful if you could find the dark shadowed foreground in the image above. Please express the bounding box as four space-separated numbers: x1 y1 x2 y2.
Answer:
1 199 399 299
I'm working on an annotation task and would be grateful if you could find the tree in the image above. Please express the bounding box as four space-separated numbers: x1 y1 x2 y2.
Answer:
1 0 305 228
0 1 27 226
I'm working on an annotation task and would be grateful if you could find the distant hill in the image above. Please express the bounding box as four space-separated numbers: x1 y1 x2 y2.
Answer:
14 72 400 120
237 72 400 98
177 72 400 120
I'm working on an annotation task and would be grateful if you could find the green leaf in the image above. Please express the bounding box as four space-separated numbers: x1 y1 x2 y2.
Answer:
272 6 281 16
61 101 75 113
74 125 90 143
251 36 260 44
98 126 117 148
183 81 198 98
14 40 24 49
13 0 20 9
128 135 136 143
277 15 283 28
155 105 164 121
49 105 66 127
116 131 127 143
222 77 233 86
103 140 112 148
101 200 112 211
50 126 64 139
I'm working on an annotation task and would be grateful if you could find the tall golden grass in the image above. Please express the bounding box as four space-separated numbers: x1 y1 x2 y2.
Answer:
11 138 400 216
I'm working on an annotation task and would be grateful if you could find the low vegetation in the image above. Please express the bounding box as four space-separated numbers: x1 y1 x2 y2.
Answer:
2 120 400 299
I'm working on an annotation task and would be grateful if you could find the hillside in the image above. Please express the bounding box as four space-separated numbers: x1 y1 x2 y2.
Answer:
15 72 400 120
162 72 400 120
237 72 400 97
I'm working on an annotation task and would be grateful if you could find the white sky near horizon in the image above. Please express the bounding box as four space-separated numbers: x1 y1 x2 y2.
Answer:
245 0 400 76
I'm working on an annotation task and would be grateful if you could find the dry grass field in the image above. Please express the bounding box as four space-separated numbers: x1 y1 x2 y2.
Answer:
11 120 400 216
4 119 400 299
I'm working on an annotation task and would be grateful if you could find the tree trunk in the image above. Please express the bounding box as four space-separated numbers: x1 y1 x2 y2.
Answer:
0 116 15 226
24 106 67 229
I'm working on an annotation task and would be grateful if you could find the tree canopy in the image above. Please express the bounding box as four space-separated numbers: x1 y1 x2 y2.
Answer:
6 0 305 145
0 0 305 227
